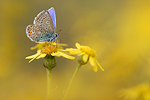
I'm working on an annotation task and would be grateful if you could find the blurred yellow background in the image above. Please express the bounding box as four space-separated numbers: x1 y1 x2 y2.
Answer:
0 0 150 100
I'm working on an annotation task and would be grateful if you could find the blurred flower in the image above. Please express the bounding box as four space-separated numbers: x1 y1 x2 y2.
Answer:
66 43 104 72
25 42 75 63
120 83 150 100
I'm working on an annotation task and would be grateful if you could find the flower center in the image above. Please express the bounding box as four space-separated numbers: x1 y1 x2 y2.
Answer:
80 46 96 57
41 44 57 55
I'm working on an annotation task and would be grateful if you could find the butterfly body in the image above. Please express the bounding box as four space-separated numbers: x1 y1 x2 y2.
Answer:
26 7 59 43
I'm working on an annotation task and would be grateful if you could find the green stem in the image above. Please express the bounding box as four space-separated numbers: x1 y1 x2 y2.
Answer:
47 69 52 100
63 64 81 100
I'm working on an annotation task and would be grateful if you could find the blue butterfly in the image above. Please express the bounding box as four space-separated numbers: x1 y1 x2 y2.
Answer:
26 7 59 43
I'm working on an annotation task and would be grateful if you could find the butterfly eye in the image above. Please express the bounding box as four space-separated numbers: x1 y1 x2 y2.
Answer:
55 34 59 38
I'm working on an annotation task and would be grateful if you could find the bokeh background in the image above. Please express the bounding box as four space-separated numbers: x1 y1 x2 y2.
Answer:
0 0 150 100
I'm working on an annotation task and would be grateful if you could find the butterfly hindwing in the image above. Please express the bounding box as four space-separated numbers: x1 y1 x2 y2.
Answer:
26 25 52 43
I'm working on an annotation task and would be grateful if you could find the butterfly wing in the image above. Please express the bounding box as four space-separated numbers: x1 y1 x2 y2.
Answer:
33 10 55 34
48 7 56 33
26 25 52 43
26 7 58 43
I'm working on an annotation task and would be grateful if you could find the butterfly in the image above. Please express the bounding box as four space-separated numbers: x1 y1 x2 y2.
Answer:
26 7 59 43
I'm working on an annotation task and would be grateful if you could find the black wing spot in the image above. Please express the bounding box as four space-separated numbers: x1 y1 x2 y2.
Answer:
46 21 49 24
51 39 53 41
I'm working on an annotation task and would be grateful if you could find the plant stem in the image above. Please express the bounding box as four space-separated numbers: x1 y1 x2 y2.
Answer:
63 64 81 100
47 69 52 100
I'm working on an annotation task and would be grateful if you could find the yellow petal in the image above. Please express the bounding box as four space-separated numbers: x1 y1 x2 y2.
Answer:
66 48 82 54
30 43 45 50
25 54 37 59
75 43 81 49
52 51 75 59
95 58 104 71
25 50 41 63
77 52 85 56
60 53 75 59
36 54 47 59
28 57 37 63
28 54 41 63
89 57 97 72
25 50 41 59
82 54 89 62
51 52 61 57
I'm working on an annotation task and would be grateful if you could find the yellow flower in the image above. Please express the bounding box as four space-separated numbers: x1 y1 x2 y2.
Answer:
66 43 104 72
120 83 150 100
25 42 75 63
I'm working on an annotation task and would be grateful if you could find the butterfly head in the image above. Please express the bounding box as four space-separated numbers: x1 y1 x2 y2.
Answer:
47 33 59 42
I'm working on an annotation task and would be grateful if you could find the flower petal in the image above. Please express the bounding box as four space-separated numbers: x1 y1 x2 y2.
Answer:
51 52 61 57
28 57 38 63
25 50 41 63
77 52 85 56
25 50 41 59
36 54 47 59
75 43 81 49
52 51 75 59
28 54 41 63
95 58 104 71
25 54 37 59
82 54 89 63
66 48 82 55
30 43 45 50
89 57 97 72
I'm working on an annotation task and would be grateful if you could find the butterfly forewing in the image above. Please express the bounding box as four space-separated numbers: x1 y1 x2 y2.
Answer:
48 7 56 33
34 10 55 34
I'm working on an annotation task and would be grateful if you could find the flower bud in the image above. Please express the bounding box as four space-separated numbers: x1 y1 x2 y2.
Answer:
44 55 56 70
78 55 89 66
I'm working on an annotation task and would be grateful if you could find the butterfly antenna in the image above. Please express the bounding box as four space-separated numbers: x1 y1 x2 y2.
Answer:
57 29 61 33
57 29 70 35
